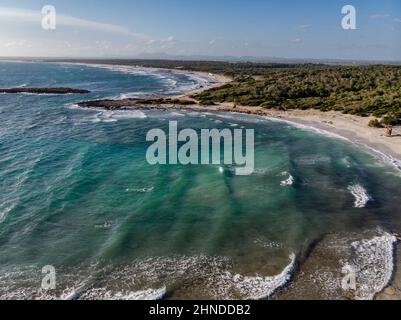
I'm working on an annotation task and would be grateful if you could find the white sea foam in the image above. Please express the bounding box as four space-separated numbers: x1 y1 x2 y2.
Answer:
358 143 401 172
262 116 401 173
264 116 349 141
126 187 154 193
348 184 372 208
169 111 186 117
63 62 217 95
254 238 285 249
118 92 151 99
83 110 147 123
0 205 14 223
74 287 167 301
346 233 396 300
280 172 294 187
0 254 296 300
94 221 113 229
251 168 272 175
215 254 296 300
68 104 128 124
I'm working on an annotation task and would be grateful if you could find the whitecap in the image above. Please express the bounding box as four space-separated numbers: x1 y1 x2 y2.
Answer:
83 110 147 123
72 287 167 301
216 254 296 300
126 187 154 193
348 184 372 208
61 62 218 95
280 172 294 187
169 111 185 117
254 238 285 249
0 205 14 223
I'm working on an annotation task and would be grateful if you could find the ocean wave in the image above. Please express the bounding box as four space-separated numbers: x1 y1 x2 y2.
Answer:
94 221 113 229
67 287 167 301
216 254 296 300
358 143 401 172
347 233 396 300
126 187 154 193
348 184 372 208
254 238 285 249
251 168 273 175
168 111 186 117
72 110 147 124
277 230 397 300
117 92 152 99
264 116 349 141
0 204 15 223
63 62 217 95
263 116 401 173
280 172 294 187
0 254 296 300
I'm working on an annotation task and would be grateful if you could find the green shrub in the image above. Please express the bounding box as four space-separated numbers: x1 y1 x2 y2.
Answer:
381 116 399 126
368 119 382 128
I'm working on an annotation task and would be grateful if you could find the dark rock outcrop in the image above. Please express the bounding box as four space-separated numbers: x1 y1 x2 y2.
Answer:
0 87 90 95
78 98 195 110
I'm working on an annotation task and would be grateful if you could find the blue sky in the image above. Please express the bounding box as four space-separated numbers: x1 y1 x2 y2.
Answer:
0 0 400 60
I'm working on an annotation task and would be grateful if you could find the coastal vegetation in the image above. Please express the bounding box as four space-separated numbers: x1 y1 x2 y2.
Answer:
55 59 401 124
194 65 401 125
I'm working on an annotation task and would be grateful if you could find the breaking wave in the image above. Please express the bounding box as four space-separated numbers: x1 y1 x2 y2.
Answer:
346 233 396 300
0 254 296 300
64 63 218 95
280 172 294 187
348 184 372 208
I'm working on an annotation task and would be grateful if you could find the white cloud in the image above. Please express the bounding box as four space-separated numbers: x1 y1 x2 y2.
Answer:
0 7 146 39
160 36 177 50
4 40 32 48
209 38 224 46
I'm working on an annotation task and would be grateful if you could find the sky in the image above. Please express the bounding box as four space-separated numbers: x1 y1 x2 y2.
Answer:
0 0 400 61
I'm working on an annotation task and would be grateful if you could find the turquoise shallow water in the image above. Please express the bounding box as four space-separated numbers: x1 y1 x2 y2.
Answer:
0 62 401 299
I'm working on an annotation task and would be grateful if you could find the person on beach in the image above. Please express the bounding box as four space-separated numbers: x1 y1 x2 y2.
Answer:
385 125 393 137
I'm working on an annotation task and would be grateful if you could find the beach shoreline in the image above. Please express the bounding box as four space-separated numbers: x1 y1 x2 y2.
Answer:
54 60 233 97
177 103 401 169
9 60 401 166
79 99 401 171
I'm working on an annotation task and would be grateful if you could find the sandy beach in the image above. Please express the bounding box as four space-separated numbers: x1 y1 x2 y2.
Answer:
260 109 401 164
140 99 401 168
174 73 401 165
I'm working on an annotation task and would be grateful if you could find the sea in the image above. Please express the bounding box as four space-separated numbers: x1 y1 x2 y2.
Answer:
0 61 400 300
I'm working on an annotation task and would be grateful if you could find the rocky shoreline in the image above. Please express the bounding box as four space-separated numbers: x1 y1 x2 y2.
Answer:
0 87 90 95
